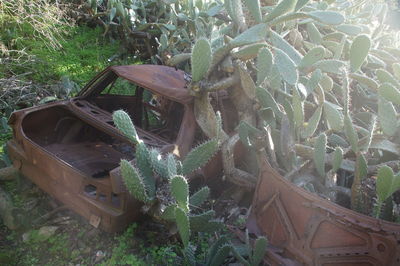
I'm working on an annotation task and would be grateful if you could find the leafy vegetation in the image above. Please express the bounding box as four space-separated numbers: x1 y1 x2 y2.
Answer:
26 26 122 86
1 25 121 85
1 0 70 79
2 0 400 265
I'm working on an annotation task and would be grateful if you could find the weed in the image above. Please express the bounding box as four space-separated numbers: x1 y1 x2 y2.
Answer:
26 26 122 86
101 224 145 266
1 25 122 86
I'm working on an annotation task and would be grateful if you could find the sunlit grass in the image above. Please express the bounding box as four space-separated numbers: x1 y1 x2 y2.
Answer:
27 26 121 86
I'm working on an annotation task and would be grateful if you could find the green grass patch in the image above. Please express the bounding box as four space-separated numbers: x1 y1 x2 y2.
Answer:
101 224 146 266
25 26 122 86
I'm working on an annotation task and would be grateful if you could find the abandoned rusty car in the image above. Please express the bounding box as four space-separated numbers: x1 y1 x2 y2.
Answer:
6 65 229 232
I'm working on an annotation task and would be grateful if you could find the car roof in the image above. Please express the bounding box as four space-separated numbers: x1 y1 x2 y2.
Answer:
110 65 193 104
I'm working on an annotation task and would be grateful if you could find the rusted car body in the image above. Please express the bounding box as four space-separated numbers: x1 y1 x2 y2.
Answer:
249 153 400 265
6 65 227 232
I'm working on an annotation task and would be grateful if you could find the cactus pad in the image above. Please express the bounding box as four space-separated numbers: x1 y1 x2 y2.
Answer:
136 142 155 198
264 0 297 22
344 113 359 153
191 38 212 82
379 83 400 106
302 106 322 138
332 147 343 172
256 47 273 85
189 186 210 207
112 110 139 144
175 207 190 248
149 148 169 179
350 34 371 72
120 160 149 203
171 175 189 211
323 101 344 131
166 153 178 178
378 98 397 137
181 139 219 175
252 236 268 266
313 133 327 177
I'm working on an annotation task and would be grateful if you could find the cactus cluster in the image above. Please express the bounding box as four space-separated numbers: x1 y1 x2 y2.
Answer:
89 0 400 228
113 110 222 246
175 0 400 222
113 110 269 264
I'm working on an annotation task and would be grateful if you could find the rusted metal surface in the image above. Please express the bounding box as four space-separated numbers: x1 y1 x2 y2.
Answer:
6 65 218 232
249 152 400 265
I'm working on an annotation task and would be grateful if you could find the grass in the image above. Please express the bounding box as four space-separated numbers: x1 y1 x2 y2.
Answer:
26 26 123 86
100 224 146 266
2 25 123 86
0 222 78 266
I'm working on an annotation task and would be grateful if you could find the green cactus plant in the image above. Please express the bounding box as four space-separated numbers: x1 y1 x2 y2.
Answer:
263 0 297 22
189 186 210 207
332 147 343 173
113 110 223 248
171 175 189 212
113 110 140 144
135 142 156 198
323 101 344 131
232 230 268 266
349 34 371 72
120 159 151 203
256 47 273 86
379 82 400 106
274 48 299 86
175 206 190 248
181 139 220 175
183 0 400 222
375 166 400 219
191 38 212 82
98 0 400 225
243 0 262 24
298 46 325 69
313 133 327 177
301 106 322 138
232 43 267 61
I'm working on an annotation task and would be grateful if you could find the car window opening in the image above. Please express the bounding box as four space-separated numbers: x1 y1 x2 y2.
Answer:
90 74 184 142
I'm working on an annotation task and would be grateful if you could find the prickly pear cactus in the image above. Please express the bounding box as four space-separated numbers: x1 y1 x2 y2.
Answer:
113 110 222 247
181 139 219 175
97 0 400 223
175 0 400 222
171 175 189 212
120 159 150 203
112 110 139 144
191 38 212 82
